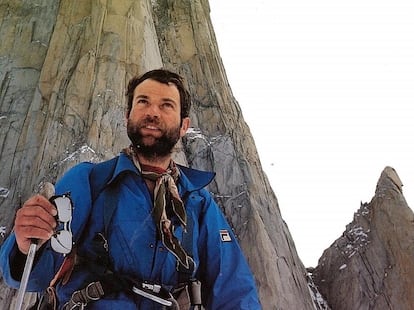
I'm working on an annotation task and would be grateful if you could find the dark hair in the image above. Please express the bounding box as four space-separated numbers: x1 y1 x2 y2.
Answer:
126 69 191 120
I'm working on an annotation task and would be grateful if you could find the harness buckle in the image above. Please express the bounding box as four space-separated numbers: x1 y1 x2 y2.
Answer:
66 296 86 310
63 281 105 310
142 282 162 293
130 280 174 307
68 290 86 310
85 281 105 301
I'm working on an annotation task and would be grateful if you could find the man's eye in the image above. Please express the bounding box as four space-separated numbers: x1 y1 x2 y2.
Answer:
136 99 147 105
162 102 174 109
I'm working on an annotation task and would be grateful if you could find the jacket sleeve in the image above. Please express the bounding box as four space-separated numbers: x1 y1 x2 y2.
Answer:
196 190 261 309
0 233 57 290
0 162 95 291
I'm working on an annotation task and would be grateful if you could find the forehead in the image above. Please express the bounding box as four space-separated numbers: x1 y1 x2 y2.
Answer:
133 79 180 102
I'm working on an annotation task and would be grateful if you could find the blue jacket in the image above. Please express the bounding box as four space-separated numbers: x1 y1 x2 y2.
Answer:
0 153 261 309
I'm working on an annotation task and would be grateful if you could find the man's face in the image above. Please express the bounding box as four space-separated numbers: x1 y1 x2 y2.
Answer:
127 79 189 159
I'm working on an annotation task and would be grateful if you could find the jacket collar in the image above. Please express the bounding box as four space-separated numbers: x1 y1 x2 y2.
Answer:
177 164 215 193
109 152 215 192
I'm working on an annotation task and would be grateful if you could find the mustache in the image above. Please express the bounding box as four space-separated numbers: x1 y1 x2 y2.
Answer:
140 115 160 126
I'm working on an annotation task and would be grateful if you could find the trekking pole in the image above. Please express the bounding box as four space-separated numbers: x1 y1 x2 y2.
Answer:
14 240 38 310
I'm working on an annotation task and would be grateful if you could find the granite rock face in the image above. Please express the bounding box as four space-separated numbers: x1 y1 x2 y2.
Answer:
313 167 414 310
0 1 315 309
2 2 413 310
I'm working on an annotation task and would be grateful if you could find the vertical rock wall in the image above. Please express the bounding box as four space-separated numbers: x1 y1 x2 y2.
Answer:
0 0 315 308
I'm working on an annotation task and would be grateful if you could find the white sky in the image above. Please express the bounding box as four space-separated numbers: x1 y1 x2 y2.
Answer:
209 0 414 267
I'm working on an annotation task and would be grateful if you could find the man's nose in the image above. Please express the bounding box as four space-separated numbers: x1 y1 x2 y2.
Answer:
146 103 160 117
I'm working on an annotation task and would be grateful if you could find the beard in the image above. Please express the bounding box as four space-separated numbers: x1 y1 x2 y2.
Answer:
127 116 181 159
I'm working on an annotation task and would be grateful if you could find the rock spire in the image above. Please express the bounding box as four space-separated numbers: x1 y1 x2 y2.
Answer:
313 167 414 310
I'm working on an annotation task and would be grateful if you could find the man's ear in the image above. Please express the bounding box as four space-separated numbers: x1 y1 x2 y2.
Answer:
180 117 190 137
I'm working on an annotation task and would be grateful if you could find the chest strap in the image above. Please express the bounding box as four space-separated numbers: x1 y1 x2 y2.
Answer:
61 274 176 309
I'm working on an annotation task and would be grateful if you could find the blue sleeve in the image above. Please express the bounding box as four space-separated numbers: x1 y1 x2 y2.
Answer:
197 191 261 309
0 162 95 291
0 231 58 291
0 234 22 289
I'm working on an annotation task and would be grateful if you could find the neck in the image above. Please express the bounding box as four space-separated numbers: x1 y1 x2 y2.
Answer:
135 153 172 170
125 145 173 170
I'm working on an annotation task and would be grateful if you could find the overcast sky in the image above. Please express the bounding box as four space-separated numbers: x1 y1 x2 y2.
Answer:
209 0 414 267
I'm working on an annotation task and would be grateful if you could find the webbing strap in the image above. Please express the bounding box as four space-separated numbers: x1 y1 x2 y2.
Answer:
62 281 105 310
63 275 177 309
89 156 118 203
103 184 119 238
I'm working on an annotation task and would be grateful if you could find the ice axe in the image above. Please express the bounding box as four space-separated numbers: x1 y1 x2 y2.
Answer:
14 182 55 310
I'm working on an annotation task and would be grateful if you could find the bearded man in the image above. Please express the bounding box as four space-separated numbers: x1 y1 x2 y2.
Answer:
0 69 261 310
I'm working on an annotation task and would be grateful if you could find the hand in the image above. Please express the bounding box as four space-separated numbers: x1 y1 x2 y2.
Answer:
14 195 57 254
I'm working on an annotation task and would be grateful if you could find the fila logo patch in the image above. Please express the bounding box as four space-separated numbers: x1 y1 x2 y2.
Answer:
220 229 232 242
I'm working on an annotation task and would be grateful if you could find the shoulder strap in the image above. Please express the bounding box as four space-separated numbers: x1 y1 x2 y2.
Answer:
89 156 119 203
81 156 120 272
102 183 120 238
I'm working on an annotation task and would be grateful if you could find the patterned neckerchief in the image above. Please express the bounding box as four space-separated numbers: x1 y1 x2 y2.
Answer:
123 146 191 269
